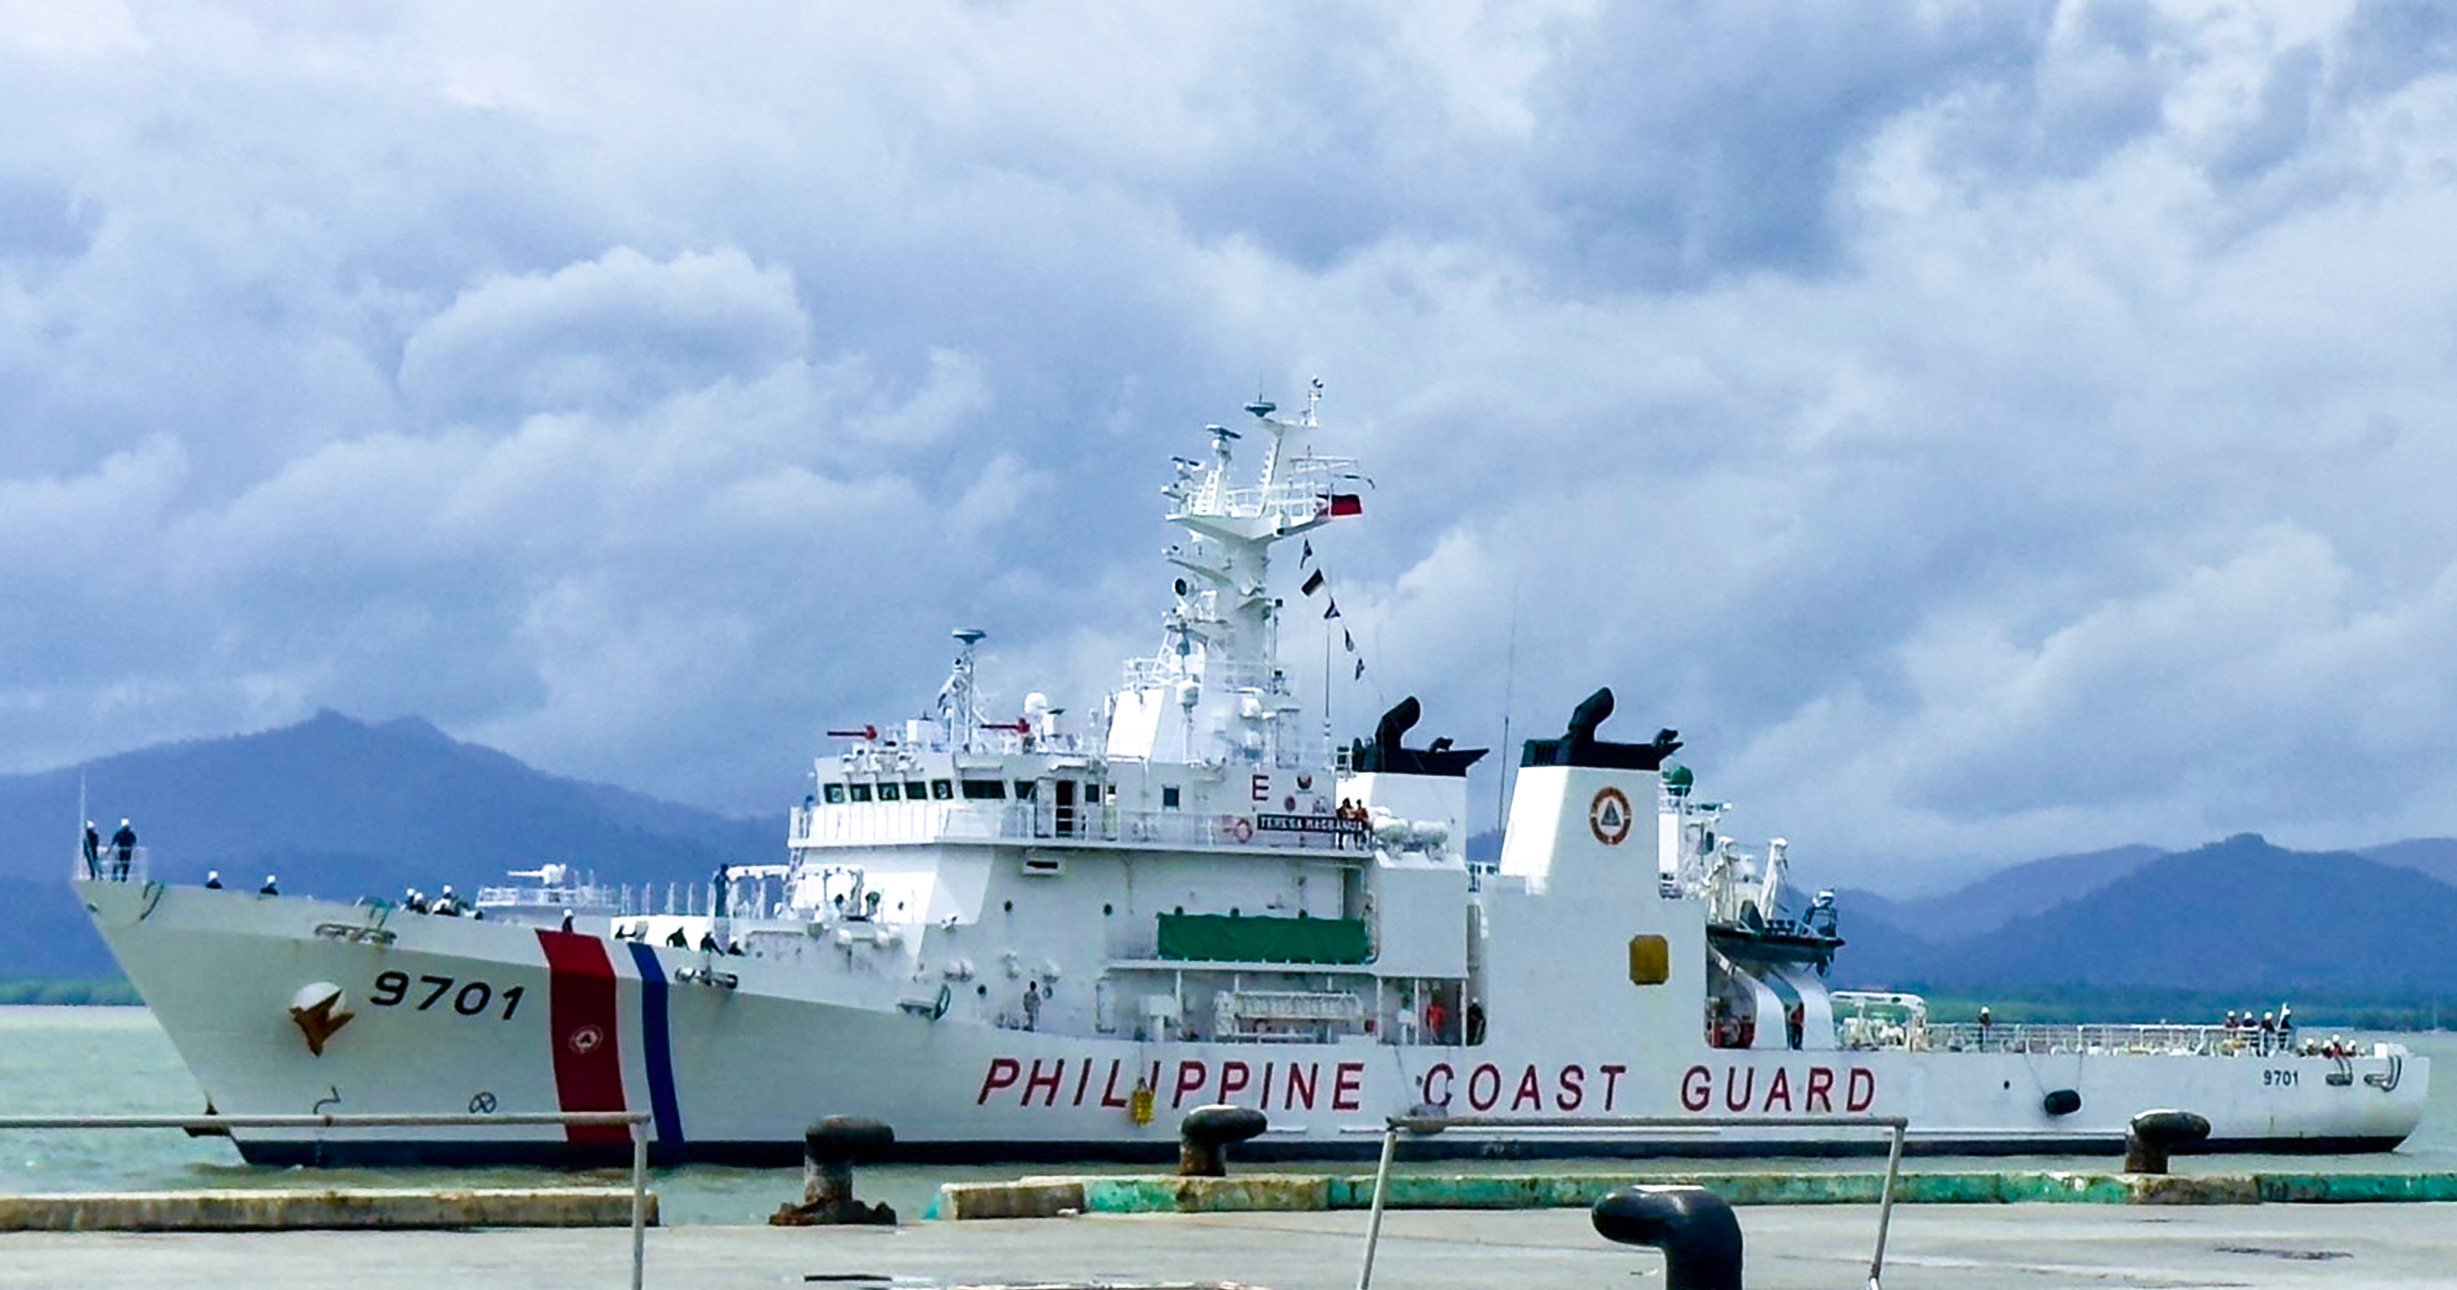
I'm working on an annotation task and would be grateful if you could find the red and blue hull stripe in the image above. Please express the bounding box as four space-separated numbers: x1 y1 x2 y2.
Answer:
533 930 686 1158
625 940 688 1159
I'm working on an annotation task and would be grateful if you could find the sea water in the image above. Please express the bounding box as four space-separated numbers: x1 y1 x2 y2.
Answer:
3 1006 2452 1225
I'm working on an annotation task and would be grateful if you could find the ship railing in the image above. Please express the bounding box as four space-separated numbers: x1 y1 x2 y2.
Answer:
1118 655 1286 690
72 844 148 884
474 882 625 912
793 800 1368 853
1919 1021 2260 1056
0 1110 652 1289
1355 1111 1910 1290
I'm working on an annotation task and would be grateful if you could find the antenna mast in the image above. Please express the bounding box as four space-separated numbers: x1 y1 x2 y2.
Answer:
946 628 988 753
1495 585 1519 839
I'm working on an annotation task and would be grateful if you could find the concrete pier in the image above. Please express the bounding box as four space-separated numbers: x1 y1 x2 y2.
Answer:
932 1168 2457 1218
0 1187 654 1232
2 1205 2453 1288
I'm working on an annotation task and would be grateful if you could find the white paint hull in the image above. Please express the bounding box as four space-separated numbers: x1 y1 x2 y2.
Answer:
84 880 2429 1165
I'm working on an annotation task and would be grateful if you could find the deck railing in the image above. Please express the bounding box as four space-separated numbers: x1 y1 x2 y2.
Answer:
791 800 1373 854
1917 1021 2300 1057
72 844 149 884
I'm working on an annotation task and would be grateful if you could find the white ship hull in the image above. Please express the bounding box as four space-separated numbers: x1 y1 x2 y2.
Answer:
72 394 2431 1168
83 879 2426 1165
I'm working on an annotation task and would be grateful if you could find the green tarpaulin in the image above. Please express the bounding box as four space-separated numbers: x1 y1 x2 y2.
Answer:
1155 913 1371 964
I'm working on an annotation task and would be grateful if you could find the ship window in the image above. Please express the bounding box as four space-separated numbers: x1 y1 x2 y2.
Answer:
822 784 846 805
930 779 954 800
1013 780 1037 800
905 781 930 800
1162 786 1181 809
849 783 873 803
960 779 1005 800
877 782 901 801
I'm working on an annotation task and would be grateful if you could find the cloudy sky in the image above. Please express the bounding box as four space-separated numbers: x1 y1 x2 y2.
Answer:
6 1 2457 889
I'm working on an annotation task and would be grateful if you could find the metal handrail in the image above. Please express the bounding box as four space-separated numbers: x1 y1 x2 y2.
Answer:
1354 1112 1909 1290
73 844 150 883
0 1111 652 1290
792 799 1368 853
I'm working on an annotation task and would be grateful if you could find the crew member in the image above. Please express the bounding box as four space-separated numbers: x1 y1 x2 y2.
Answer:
1424 997 1448 1045
82 822 101 879
1023 980 1042 1032
665 925 689 948
204 870 223 890
259 873 279 896
111 819 138 880
560 908 576 933
404 888 427 913
1465 999 1486 1046
2259 1010 2276 1056
1977 1006 1993 1051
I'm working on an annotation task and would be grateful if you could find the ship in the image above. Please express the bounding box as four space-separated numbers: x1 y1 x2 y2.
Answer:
76 385 2428 1165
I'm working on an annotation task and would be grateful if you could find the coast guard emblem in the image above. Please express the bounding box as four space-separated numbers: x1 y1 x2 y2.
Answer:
287 982 356 1057
567 1024 605 1055
1589 787 1633 847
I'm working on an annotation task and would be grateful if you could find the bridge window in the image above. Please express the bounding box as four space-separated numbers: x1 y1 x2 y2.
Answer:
905 781 930 800
1013 781 1037 800
960 779 1005 800
1162 785 1181 809
848 783 873 803
822 783 846 805
930 779 954 800
877 782 902 801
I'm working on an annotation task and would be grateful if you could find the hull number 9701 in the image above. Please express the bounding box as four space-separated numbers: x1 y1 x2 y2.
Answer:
371 970 525 1020
2263 1068 2299 1088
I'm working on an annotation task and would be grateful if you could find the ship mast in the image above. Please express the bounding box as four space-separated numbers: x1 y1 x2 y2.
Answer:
1104 381 1355 767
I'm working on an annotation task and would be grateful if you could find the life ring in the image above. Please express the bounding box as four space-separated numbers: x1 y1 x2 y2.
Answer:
1230 817 1254 844
930 982 952 1022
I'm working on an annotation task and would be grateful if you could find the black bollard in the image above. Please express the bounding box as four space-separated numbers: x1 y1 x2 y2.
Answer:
770 1116 897 1225
1177 1104 1268 1177
1593 1186 1742 1290
2123 1109 2211 1175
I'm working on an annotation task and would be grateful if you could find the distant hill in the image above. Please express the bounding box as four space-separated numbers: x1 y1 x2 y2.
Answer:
1833 844 2167 942
1834 834 2457 997
2358 837 2457 889
0 712 785 978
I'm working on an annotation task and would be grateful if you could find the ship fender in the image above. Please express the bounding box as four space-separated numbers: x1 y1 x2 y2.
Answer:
2041 1088 2082 1117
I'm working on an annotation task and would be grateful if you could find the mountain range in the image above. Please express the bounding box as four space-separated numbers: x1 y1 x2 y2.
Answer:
9 715 2457 1008
0 712 783 978
1825 834 2457 998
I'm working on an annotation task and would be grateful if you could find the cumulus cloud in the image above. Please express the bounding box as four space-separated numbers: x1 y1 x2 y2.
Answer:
5 1 2457 886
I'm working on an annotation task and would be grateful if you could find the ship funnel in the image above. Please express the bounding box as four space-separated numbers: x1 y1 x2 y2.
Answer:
1500 688 1682 895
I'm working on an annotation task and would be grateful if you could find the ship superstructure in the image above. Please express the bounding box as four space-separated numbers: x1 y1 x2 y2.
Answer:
76 387 2427 1165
